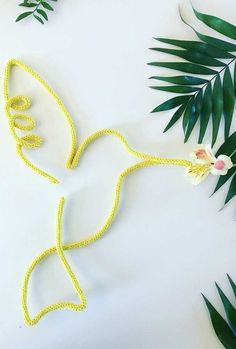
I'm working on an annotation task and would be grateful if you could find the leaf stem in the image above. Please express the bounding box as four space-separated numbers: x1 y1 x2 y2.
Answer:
194 57 236 97
32 0 43 16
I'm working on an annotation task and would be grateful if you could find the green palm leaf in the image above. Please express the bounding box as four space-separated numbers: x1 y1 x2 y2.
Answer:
155 38 235 58
212 75 223 146
234 62 236 97
212 133 236 205
148 62 217 75
163 103 187 133
223 67 235 140
203 294 236 349
179 9 236 51
182 96 195 132
216 131 236 157
212 154 236 194
151 95 191 113
192 5 236 40
199 84 212 143
150 6 236 145
150 85 199 93
184 91 202 142
195 31 236 52
225 174 236 205
149 75 208 85
228 275 236 299
203 276 236 348
150 47 225 67
216 283 236 336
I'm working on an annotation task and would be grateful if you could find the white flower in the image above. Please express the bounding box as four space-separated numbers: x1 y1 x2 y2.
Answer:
186 144 234 184
210 155 233 176
190 144 214 164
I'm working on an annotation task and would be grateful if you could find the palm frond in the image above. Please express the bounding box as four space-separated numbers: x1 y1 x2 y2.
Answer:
213 132 236 205
150 5 236 146
203 275 236 349
212 132 236 205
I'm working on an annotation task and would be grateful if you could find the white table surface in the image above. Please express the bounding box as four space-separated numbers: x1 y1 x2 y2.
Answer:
0 1 235 348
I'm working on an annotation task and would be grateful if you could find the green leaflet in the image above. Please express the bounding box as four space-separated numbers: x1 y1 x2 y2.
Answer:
199 84 212 143
37 9 48 21
213 134 236 205
192 5 236 40
203 277 236 348
182 96 195 133
228 276 236 299
16 11 33 22
184 91 202 142
212 151 236 194
203 295 236 349
19 2 37 8
163 103 187 133
212 75 223 146
234 62 236 97
179 10 236 51
34 14 44 24
148 62 217 75
155 38 235 58
216 283 236 336
223 67 235 140
225 174 236 204
150 85 199 93
150 47 225 67
216 131 236 157
41 1 54 11
149 75 208 85
195 31 236 52
151 95 191 113
212 166 236 195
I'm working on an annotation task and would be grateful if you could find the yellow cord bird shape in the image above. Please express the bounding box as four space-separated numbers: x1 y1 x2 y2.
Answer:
4 59 209 326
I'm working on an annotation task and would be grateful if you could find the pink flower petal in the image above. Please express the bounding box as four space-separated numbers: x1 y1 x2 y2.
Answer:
214 159 225 170
195 149 207 159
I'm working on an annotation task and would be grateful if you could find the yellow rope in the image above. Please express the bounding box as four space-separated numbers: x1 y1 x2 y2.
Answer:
22 197 87 326
22 159 191 326
4 60 208 326
3 59 77 184
3 59 193 183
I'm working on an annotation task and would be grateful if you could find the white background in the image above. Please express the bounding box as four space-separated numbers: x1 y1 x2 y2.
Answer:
0 1 235 348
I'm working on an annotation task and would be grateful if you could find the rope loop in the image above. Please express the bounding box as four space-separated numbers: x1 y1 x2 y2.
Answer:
20 134 43 149
5 95 43 149
7 95 31 112
13 114 36 131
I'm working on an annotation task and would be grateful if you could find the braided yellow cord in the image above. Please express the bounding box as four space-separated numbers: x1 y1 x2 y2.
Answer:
4 59 193 184
22 197 87 326
4 60 206 326
22 159 194 326
4 59 78 184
